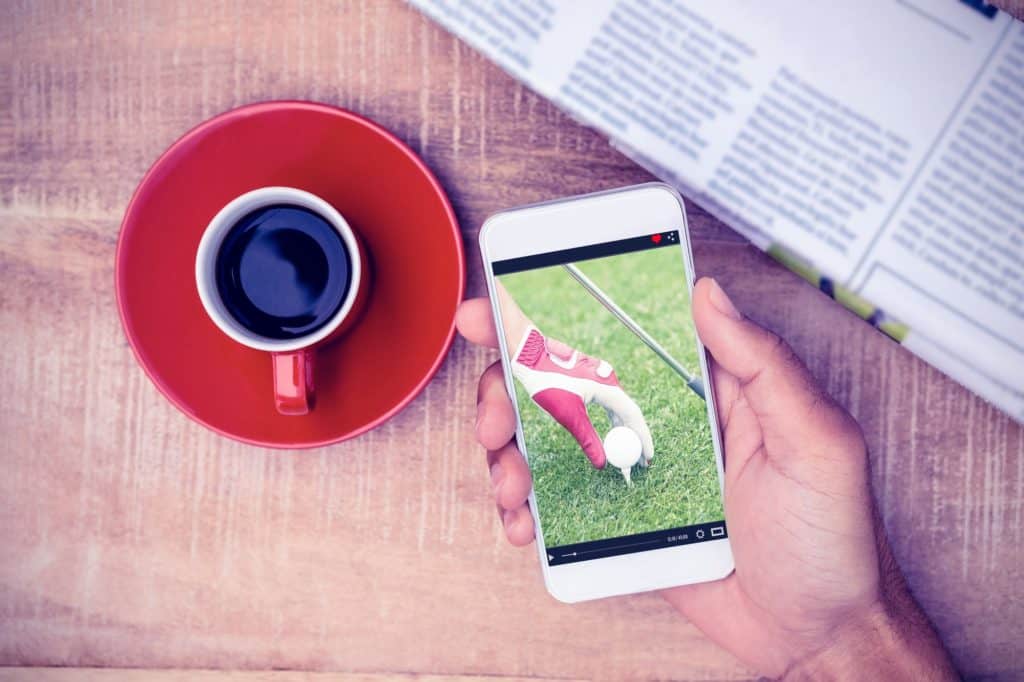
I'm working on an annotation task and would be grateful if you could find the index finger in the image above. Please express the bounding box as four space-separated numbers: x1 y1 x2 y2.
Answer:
477 361 517 451
456 298 500 349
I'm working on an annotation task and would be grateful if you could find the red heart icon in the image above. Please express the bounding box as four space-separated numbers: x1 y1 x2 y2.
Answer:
651 234 662 244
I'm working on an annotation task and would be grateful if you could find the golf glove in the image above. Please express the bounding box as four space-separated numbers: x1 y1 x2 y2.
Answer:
511 326 654 469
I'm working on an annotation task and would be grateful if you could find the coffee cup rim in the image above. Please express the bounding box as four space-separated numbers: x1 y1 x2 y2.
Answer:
195 186 363 353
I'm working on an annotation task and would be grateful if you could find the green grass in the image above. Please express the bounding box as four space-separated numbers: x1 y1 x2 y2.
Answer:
500 248 724 548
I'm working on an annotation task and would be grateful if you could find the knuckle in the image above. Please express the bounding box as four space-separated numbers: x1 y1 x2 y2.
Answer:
767 334 799 371
745 332 796 387
811 396 867 459
835 412 868 456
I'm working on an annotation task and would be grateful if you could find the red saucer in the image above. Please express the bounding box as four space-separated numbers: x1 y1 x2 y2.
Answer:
116 102 465 448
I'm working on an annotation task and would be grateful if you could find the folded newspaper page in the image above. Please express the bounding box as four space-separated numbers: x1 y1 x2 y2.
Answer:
410 0 1024 423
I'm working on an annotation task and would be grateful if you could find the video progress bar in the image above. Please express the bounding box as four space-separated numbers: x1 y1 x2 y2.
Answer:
547 521 727 566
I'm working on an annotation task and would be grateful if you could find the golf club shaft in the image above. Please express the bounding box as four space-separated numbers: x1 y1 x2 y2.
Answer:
562 264 706 401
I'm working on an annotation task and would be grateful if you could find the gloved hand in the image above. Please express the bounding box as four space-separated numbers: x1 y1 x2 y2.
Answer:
510 326 654 469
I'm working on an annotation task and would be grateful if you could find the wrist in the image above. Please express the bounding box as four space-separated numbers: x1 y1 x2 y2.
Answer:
783 599 958 681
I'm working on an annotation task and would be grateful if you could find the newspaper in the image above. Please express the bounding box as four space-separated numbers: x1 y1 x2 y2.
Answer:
410 0 1024 423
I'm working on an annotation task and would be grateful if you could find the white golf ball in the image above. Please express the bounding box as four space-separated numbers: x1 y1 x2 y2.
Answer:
603 426 642 469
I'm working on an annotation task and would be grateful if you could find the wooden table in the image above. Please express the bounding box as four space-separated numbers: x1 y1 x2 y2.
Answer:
2 2 1023 680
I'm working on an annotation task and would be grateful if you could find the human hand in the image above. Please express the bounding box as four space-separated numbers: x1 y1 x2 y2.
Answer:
509 325 653 470
457 277 956 679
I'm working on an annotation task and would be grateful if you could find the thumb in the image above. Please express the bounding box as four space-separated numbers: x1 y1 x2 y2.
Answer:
692 278 853 442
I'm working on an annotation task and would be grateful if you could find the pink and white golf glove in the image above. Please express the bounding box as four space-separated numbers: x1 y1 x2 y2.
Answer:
511 326 654 469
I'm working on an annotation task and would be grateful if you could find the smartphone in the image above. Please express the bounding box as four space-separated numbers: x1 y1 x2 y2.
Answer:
480 183 733 602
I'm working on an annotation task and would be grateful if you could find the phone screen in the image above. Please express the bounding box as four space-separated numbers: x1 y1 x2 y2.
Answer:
492 231 726 565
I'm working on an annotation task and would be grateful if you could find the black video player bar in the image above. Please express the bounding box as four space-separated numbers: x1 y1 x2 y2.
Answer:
491 230 680 275
546 520 727 566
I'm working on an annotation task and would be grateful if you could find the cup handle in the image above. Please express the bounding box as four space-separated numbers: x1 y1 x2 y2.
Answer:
273 350 314 415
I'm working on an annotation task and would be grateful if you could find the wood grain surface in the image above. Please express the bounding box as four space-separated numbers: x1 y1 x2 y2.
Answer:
0 670 556 682
2 2 1023 680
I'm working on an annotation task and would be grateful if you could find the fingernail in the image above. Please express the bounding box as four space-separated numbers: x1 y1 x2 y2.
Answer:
490 462 504 487
709 278 742 320
502 508 516 528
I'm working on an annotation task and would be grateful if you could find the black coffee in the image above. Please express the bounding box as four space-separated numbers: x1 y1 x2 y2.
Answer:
215 204 351 340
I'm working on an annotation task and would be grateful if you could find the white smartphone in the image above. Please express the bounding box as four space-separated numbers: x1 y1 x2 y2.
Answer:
480 183 733 602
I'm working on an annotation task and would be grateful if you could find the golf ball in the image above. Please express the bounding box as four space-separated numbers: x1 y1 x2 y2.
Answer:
603 426 642 469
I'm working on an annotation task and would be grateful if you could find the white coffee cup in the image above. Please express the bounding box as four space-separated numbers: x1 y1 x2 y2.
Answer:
195 186 370 415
